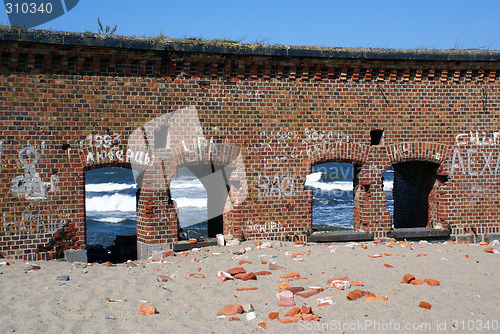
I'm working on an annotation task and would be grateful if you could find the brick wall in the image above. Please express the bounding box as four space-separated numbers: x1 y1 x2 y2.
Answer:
0 29 499 259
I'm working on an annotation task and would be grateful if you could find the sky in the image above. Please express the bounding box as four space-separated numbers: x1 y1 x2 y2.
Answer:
1 0 499 50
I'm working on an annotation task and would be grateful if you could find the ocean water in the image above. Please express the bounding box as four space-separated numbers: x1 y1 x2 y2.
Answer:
85 163 394 246
85 167 209 246
305 163 394 230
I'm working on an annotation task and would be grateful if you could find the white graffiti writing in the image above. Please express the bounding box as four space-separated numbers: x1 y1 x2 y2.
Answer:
86 147 154 166
244 221 283 234
180 137 220 163
11 145 59 200
455 131 500 146
84 132 154 166
450 148 500 177
304 128 350 158
256 172 295 199
1 212 66 236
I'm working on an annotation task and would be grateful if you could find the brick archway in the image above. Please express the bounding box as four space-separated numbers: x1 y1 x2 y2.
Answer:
383 142 450 231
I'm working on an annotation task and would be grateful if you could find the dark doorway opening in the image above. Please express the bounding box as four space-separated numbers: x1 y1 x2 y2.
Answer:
392 161 439 228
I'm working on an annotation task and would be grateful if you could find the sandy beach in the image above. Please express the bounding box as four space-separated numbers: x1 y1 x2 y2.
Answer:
1 239 499 334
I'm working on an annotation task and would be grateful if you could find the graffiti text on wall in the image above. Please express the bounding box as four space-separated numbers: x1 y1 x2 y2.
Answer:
450 148 500 177
84 133 154 167
254 128 350 199
1 212 66 236
304 128 350 158
11 145 59 200
455 131 500 146
179 136 223 163
256 172 295 199
244 220 283 234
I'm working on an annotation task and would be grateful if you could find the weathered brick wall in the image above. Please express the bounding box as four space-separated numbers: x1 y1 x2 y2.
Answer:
0 29 499 259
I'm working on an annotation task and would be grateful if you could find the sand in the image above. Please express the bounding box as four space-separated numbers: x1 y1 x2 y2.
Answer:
0 239 499 334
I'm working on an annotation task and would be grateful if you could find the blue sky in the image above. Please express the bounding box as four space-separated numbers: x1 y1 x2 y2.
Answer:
1 0 499 50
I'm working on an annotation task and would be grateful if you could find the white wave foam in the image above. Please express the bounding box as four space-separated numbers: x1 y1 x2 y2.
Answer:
174 197 207 208
305 179 354 192
86 182 136 192
306 172 322 183
383 181 393 191
94 217 125 223
170 178 205 190
86 193 136 212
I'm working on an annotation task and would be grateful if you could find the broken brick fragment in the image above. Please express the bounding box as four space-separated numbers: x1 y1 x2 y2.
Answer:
361 291 376 298
419 301 431 310
227 267 246 275
347 290 363 301
350 281 364 286
254 271 272 276
217 304 244 316
365 296 388 302
484 247 499 253
284 307 301 317
157 274 170 282
234 272 256 281
285 286 305 294
384 263 394 268
401 274 416 284
424 278 440 286
279 316 301 323
301 305 312 314
228 316 241 321
410 279 425 285
295 289 320 298
278 290 295 307
368 254 382 258
268 312 280 320
236 287 258 291
280 271 300 279
258 322 267 329
217 271 234 282
239 260 252 265
138 304 157 316
316 296 334 307
269 263 286 270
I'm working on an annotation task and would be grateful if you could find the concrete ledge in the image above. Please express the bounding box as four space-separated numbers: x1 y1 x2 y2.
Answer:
64 249 87 263
308 231 374 243
137 241 172 260
482 234 500 242
1 27 500 62
454 234 477 243
173 239 218 252
387 228 450 240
